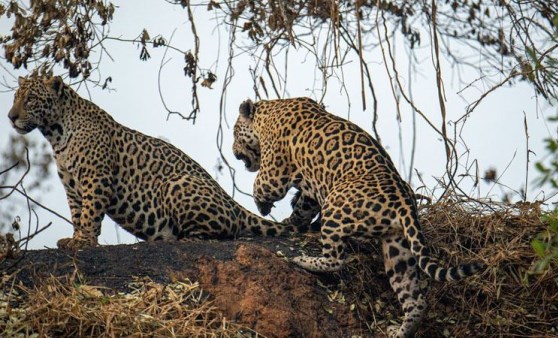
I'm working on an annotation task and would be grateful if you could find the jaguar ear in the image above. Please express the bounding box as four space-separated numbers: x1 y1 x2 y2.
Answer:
18 76 26 86
239 99 255 120
46 76 65 97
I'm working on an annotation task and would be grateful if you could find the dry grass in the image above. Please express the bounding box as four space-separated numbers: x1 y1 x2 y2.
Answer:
1 199 557 337
333 198 558 337
421 199 558 337
0 274 258 337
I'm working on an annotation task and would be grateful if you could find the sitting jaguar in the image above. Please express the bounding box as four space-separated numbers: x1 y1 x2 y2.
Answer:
232 97 484 337
7 76 291 250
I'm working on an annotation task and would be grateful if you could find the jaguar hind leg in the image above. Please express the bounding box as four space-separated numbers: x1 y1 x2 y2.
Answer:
383 234 427 338
292 230 347 272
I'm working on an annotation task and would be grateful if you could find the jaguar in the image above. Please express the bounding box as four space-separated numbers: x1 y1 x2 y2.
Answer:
232 97 484 337
7 76 291 249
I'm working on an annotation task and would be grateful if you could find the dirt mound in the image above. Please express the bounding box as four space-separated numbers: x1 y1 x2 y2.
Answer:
1 199 557 337
1 239 367 337
196 243 361 337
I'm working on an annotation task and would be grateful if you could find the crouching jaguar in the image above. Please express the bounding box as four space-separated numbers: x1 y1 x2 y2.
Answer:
7 76 291 250
232 97 484 337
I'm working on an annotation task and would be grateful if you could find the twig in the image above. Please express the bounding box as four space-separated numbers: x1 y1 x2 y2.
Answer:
376 5 459 199
0 185 73 225
0 161 19 177
216 16 253 199
0 150 31 201
102 36 185 55
376 9 402 122
355 1 366 111
407 44 417 184
523 112 530 202
186 0 201 121
338 25 380 142
18 221 53 244
157 30 189 121
431 0 451 163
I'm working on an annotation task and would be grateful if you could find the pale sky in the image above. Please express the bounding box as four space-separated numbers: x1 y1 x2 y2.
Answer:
0 2 555 249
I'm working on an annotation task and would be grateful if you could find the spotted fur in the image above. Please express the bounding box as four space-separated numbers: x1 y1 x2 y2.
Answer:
233 97 484 337
7 76 291 250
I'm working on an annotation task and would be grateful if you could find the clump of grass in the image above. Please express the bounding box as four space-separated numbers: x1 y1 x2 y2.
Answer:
317 197 558 337
419 198 557 336
1 275 258 337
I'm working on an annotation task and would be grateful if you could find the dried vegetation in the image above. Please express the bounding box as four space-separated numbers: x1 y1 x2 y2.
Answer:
1 275 256 338
1 198 557 337
332 198 558 337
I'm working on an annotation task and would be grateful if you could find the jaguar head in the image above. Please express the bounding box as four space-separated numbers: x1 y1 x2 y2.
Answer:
233 99 261 172
8 76 65 134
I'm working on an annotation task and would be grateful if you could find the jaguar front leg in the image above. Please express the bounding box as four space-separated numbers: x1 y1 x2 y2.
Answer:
57 170 113 250
283 190 321 232
56 192 88 249
252 167 291 216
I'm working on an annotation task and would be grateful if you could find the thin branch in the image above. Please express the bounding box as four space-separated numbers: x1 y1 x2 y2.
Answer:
407 45 417 184
355 1 366 111
376 9 402 122
523 112 530 201
157 30 189 121
0 161 20 177
0 185 73 225
338 24 380 142
431 0 451 163
185 0 201 121
18 221 53 245
102 36 185 55
0 150 31 202
216 17 253 199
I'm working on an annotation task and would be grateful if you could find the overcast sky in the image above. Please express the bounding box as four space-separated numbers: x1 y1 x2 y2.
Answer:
0 2 555 249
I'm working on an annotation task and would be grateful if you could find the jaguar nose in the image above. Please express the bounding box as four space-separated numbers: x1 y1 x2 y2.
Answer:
234 152 244 160
8 106 19 123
